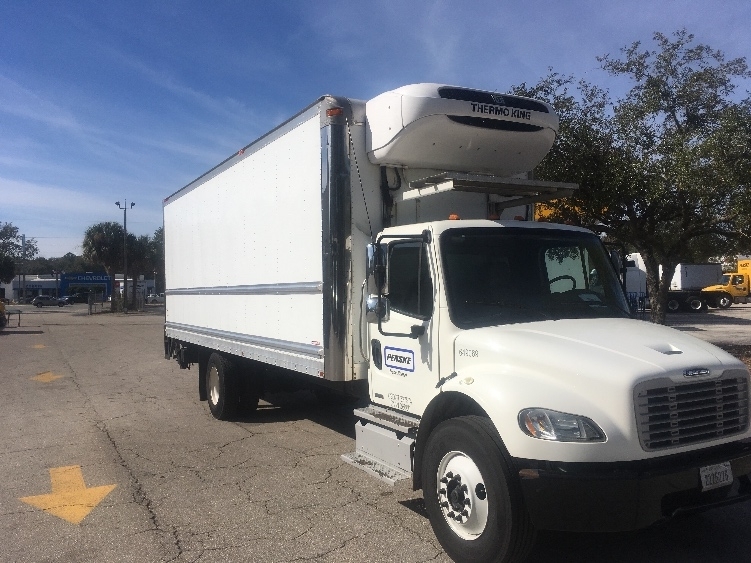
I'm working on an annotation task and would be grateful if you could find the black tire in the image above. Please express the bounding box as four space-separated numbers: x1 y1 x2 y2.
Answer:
36 302 43 308
688 297 706 312
667 298 680 313
422 416 535 563
205 353 238 420
717 293 733 309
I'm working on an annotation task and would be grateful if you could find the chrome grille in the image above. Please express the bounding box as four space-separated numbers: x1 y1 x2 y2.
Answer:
635 373 750 451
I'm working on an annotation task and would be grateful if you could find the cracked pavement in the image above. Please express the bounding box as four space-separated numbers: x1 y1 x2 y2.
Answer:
1 305 447 563
2 304 751 562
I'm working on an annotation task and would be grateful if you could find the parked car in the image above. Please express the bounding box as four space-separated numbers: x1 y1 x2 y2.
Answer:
31 295 65 307
147 293 165 304
63 293 89 304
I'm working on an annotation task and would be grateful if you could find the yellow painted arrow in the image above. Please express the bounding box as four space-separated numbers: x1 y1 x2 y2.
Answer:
32 371 63 383
20 465 117 524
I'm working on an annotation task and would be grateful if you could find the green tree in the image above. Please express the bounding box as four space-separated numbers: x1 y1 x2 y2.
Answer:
27 252 102 276
0 222 38 283
0 255 14 284
515 30 751 323
82 222 124 310
150 226 164 293
127 234 152 308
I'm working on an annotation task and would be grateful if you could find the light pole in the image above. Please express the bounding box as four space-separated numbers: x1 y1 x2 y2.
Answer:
115 200 135 310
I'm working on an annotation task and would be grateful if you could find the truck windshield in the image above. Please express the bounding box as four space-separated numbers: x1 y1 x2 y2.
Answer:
440 227 631 328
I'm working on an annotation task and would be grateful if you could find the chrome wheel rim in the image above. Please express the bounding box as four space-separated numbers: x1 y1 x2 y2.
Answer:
208 366 220 406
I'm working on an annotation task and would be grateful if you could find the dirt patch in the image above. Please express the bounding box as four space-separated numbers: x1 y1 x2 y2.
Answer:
717 344 751 371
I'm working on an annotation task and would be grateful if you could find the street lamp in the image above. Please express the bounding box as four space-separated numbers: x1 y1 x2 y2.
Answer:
52 270 60 298
115 200 135 310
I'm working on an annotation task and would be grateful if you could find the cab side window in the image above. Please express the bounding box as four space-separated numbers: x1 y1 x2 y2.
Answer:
387 242 433 318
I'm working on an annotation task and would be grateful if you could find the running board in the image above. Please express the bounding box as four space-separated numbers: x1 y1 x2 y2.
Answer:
341 405 419 486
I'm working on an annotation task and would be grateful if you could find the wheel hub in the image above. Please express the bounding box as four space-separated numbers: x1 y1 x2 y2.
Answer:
443 474 470 518
437 451 489 539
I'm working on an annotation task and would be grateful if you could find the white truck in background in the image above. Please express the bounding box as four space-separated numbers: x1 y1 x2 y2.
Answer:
163 84 751 563
668 263 722 312
625 255 722 312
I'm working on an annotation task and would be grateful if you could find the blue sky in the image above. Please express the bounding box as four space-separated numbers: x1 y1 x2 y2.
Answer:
2 1 749 257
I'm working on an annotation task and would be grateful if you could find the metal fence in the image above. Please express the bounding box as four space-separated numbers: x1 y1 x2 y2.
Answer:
627 291 648 319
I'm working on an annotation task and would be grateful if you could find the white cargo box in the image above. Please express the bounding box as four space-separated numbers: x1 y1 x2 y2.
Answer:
366 83 558 176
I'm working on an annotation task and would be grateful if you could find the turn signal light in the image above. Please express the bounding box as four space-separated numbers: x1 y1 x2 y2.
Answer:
448 213 460 220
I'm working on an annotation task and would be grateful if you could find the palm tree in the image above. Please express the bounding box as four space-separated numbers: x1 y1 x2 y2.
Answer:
82 222 124 311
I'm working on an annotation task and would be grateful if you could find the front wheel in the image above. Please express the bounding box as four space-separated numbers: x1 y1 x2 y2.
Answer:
717 293 733 309
422 416 535 563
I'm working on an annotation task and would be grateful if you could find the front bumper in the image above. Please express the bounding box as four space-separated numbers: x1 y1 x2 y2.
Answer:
514 440 751 532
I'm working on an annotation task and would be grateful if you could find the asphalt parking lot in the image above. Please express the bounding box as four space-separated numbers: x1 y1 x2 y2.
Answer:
665 302 751 347
1 303 750 562
666 303 751 368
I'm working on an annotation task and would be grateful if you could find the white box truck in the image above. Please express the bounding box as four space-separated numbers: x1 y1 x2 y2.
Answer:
626 255 723 312
164 84 751 563
670 263 723 291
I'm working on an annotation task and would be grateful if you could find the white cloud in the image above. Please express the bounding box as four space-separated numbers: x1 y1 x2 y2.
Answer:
0 74 82 130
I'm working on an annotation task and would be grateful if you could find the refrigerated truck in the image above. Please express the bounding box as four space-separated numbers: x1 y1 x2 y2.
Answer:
163 84 751 563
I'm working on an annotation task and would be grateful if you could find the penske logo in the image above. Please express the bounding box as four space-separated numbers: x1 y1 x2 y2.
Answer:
384 347 415 372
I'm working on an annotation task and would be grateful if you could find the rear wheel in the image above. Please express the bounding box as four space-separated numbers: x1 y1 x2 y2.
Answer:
205 353 238 420
667 298 680 312
422 416 535 563
688 296 706 312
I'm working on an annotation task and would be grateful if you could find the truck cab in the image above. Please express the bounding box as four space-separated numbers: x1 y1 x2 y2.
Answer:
366 219 631 417
346 218 751 562
702 259 751 308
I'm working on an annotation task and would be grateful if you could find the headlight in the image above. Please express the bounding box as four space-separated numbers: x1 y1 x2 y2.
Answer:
518 408 606 442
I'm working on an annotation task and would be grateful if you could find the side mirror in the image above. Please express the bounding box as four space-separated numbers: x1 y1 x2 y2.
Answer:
366 295 390 323
366 243 389 294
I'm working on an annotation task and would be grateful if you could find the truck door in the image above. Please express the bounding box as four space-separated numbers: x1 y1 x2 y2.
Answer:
368 240 438 416
731 274 748 299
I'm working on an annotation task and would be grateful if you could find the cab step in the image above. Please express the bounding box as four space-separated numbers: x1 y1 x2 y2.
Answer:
341 405 419 486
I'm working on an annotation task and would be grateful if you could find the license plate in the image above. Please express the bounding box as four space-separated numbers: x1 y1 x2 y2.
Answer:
700 462 733 491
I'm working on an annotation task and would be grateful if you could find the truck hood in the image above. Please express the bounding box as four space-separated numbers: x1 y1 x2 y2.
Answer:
449 318 748 462
454 317 742 384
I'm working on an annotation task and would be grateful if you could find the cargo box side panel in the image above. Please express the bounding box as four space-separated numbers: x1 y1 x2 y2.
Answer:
165 109 325 376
